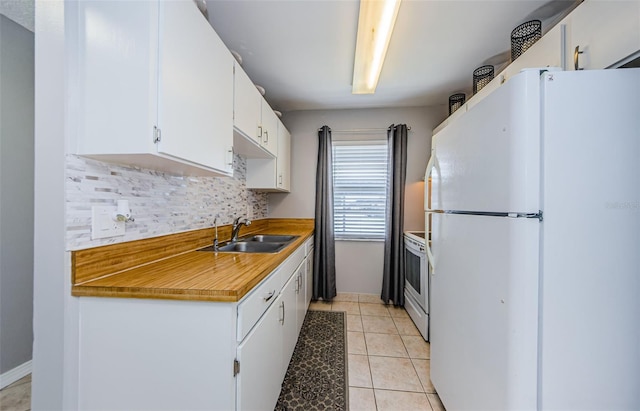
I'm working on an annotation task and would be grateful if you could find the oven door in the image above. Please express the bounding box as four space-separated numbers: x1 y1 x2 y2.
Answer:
404 236 427 312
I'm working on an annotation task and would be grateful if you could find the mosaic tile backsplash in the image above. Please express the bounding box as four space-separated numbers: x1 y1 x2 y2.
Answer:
66 154 268 250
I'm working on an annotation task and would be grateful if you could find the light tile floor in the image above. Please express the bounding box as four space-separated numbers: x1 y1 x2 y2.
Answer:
310 293 446 411
1 293 446 411
0 374 31 411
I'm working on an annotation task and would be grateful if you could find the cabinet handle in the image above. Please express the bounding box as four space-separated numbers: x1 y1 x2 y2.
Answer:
574 46 584 71
280 301 285 325
278 174 283 185
153 126 162 143
295 276 299 294
258 125 263 139
264 130 269 144
227 147 233 167
263 290 276 302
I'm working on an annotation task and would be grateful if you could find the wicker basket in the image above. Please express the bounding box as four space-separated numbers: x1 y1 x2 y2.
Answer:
473 65 494 94
448 93 466 115
511 20 542 60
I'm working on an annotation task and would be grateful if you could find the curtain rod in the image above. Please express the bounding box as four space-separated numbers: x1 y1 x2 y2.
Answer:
317 126 411 133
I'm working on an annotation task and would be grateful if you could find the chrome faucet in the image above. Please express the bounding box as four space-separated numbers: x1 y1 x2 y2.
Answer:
213 217 219 251
230 217 251 242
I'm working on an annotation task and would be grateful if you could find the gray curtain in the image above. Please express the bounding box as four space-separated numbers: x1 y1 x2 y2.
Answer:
313 126 337 301
381 124 408 306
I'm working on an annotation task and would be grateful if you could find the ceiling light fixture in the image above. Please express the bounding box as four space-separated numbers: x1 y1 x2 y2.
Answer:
352 0 402 94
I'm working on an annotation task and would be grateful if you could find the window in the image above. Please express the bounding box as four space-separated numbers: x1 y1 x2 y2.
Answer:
332 140 388 240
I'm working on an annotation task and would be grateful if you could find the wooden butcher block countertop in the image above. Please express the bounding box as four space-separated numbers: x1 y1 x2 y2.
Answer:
71 219 314 302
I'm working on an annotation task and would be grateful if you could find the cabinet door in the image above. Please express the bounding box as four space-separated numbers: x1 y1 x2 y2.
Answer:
157 1 233 174
233 64 263 143
75 0 158 155
305 250 314 308
236 293 284 411
281 272 299 377
245 119 289 191
570 1 640 70
246 158 277 190
261 100 279 156
277 121 291 192
295 265 307 335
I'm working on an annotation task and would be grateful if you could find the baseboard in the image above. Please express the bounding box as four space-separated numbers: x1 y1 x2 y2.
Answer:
0 360 32 389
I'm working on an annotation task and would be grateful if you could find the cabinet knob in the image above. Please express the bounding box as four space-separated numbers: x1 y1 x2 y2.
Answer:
574 46 584 71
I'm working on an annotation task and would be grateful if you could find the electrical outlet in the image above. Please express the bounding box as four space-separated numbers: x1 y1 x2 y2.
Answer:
91 206 125 240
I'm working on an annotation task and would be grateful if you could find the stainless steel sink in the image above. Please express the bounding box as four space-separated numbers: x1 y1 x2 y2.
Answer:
243 234 298 243
218 241 288 253
198 234 298 253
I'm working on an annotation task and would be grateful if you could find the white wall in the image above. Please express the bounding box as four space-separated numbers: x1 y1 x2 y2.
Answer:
0 14 34 377
269 106 447 294
32 1 70 409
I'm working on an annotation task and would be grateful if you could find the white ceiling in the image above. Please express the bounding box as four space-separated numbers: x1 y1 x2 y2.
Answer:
207 0 579 112
0 0 35 32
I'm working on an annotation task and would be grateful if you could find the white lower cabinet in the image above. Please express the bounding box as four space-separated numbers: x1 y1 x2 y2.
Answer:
78 298 237 410
305 238 314 308
281 270 299 375
295 264 307 336
236 292 284 411
77 238 314 411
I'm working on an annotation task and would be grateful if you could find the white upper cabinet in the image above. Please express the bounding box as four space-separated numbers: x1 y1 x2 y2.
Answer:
157 1 233 174
73 0 233 177
260 100 279 156
233 63 263 145
233 63 278 157
568 0 640 70
245 118 291 192
276 120 291 191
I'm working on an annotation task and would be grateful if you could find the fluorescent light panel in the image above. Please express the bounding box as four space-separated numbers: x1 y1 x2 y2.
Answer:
352 0 402 94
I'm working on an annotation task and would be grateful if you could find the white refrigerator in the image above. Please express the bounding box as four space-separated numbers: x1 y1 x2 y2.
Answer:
425 68 640 411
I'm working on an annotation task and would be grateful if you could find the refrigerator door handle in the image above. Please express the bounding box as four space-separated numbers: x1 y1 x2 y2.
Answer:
446 210 543 221
425 211 436 272
424 148 435 211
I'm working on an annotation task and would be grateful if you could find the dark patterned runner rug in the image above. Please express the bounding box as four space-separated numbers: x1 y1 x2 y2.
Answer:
275 310 348 411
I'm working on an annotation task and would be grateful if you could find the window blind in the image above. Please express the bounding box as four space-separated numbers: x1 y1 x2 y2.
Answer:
332 140 388 239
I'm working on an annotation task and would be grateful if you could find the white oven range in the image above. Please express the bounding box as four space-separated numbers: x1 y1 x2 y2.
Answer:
404 231 429 341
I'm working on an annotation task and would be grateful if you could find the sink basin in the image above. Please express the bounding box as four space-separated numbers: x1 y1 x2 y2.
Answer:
198 241 288 254
197 233 299 253
218 241 288 253
243 234 298 243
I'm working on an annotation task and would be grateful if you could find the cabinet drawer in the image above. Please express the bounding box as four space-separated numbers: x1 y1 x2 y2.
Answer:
237 245 305 341
237 269 282 342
